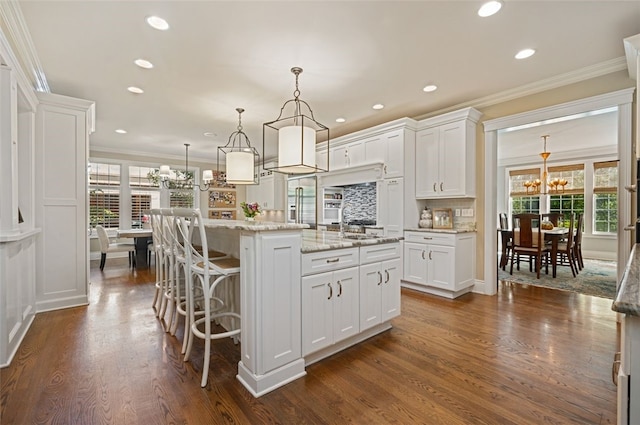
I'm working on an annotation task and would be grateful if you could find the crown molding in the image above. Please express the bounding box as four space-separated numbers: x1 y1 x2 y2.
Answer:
416 57 628 121
0 1 49 92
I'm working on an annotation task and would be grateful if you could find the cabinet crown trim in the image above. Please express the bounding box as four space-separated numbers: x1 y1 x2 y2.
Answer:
417 107 482 129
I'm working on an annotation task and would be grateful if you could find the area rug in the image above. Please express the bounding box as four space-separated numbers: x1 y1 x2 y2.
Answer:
498 258 617 299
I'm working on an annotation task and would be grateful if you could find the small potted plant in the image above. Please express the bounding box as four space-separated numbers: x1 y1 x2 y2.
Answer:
241 202 261 221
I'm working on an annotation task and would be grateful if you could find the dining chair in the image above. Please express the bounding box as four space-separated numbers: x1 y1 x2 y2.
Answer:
555 213 579 277
95 225 136 271
510 213 550 279
542 212 564 227
180 208 241 388
498 213 512 270
573 213 584 270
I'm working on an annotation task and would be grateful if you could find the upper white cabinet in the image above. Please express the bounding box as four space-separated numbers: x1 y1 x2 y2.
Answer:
324 119 414 176
363 130 405 178
329 139 364 170
415 107 481 199
246 170 285 210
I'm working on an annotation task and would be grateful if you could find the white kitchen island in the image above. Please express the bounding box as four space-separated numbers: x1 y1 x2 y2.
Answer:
200 220 402 397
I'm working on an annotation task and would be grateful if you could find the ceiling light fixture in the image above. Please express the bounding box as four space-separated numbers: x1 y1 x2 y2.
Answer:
217 108 260 185
146 16 169 31
263 67 329 174
478 1 503 17
335 117 346 123
127 86 144 94
159 143 212 191
515 48 536 59
134 59 154 69
423 84 438 92
115 129 127 134
523 135 566 195
372 104 384 110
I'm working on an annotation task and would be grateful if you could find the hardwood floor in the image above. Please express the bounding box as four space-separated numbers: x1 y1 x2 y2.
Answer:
1 259 618 424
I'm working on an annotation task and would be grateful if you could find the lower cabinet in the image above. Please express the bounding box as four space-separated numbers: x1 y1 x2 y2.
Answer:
359 258 402 331
402 231 475 299
302 267 359 356
301 242 401 358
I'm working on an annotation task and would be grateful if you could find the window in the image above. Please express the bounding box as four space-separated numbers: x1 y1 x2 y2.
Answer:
509 168 540 214
593 161 618 233
89 163 121 228
548 164 584 227
129 166 160 228
170 190 194 208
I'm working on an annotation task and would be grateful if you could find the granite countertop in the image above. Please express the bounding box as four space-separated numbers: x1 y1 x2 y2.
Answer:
301 229 402 253
405 227 477 234
202 219 309 231
612 243 640 315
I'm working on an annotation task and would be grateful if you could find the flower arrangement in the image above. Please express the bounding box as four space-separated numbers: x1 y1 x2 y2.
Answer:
241 201 261 219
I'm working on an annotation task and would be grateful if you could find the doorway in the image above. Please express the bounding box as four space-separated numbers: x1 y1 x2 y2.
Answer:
482 89 635 296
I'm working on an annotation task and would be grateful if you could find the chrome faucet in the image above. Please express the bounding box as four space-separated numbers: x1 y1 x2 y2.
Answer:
339 207 348 237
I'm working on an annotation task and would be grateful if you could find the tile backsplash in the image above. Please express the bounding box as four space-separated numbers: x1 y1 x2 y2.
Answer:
418 198 476 230
343 183 377 222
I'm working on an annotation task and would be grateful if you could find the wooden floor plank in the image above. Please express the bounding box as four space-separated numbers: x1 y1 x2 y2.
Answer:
0 259 618 424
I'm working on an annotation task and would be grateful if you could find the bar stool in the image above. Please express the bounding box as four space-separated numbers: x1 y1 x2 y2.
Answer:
171 208 228 353
179 209 241 387
150 209 164 315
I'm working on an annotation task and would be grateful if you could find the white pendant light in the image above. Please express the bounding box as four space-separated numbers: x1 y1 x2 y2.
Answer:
263 67 329 174
217 108 260 185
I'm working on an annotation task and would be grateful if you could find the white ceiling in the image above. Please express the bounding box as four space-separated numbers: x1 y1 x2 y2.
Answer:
15 1 640 163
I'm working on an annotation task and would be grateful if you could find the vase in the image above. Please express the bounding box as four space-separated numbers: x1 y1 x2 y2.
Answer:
245 216 255 222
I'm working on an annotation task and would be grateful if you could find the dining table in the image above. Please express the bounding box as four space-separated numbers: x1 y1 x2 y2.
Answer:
117 228 153 268
499 227 570 278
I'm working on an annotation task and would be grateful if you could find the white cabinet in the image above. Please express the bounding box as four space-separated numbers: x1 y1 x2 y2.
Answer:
302 266 359 356
246 170 285 210
359 243 402 332
329 140 364 170
379 178 404 237
402 231 475 299
415 107 481 199
363 130 404 178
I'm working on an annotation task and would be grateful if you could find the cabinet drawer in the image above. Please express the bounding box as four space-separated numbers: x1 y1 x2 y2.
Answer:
302 247 360 276
404 231 454 246
360 243 401 265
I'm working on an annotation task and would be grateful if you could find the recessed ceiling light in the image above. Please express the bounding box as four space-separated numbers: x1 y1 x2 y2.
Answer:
115 129 127 134
515 48 536 59
372 104 384 110
134 59 154 69
203 132 217 137
127 86 144 94
336 117 346 123
478 1 502 17
423 84 438 92
146 16 169 31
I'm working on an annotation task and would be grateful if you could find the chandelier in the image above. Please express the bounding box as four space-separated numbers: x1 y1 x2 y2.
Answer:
159 143 212 191
263 67 329 174
523 135 567 195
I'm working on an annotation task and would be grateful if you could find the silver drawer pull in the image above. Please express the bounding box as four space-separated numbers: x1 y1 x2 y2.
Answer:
423 237 432 240
327 282 333 300
326 258 340 263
